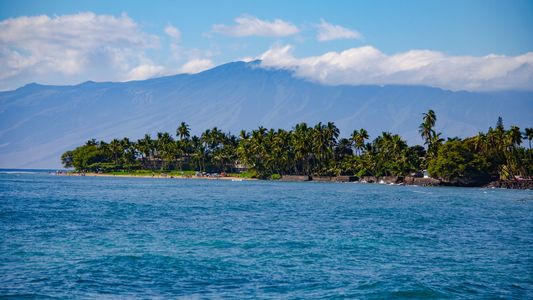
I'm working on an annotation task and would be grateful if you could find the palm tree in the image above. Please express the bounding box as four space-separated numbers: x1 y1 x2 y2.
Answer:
501 126 523 180
424 109 436 126
335 138 353 161
508 126 522 147
359 128 369 146
245 127 266 175
177 122 190 140
312 122 329 173
524 128 533 150
199 129 212 170
419 109 441 159
293 123 312 175
191 136 206 172
472 132 487 152
419 110 436 145
239 130 250 140
156 132 175 170
273 129 292 175
85 139 97 146
109 139 123 166
430 132 444 152
137 134 153 168
120 137 136 168
351 128 369 156
326 122 340 147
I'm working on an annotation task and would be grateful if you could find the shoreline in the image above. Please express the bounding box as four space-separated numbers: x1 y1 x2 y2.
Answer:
58 172 257 181
54 172 533 189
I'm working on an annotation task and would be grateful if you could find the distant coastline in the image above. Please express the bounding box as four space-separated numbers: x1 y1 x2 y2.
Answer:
60 111 532 189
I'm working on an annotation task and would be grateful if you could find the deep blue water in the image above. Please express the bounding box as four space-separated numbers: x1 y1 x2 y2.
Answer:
1 172 532 298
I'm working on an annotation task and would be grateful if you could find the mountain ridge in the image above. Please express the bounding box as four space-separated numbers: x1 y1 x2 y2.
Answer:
1 61 532 168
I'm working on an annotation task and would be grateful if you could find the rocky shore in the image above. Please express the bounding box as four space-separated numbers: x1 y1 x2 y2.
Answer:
484 180 533 190
281 175 533 190
59 172 532 189
281 175 441 186
281 175 358 183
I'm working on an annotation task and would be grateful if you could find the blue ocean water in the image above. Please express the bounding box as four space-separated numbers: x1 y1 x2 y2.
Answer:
0 172 532 298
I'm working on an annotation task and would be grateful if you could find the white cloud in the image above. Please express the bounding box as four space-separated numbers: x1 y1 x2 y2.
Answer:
164 25 181 40
315 19 361 42
212 15 299 37
238 56 256 62
2 12 530 93
126 63 166 81
179 59 214 74
260 44 533 91
0 12 159 88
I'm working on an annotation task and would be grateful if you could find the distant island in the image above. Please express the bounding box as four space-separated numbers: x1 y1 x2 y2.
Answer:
61 110 532 188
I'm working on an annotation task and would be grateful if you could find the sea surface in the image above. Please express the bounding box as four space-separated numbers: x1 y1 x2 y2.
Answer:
1 171 532 298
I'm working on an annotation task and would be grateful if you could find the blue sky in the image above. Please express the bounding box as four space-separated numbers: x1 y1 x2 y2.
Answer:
0 0 532 91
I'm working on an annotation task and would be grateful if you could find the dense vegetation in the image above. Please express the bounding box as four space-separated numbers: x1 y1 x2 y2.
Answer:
62 111 532 184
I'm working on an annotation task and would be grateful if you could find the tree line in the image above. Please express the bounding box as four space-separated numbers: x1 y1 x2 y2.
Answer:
61 111 532 184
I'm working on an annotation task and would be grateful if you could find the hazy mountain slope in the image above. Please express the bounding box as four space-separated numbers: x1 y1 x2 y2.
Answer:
1 61 531 168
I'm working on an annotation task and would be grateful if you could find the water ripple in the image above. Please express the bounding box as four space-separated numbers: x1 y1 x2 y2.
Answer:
1 173 532 298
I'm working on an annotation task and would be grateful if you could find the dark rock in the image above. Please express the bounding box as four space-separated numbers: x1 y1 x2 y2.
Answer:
360 176 378 183
312 176 335 182
281 175 311 182
403 176 442 186
484 180 533 190
380 176 403 184
335 176 358 182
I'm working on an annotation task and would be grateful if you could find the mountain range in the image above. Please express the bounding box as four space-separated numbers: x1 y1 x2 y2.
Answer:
1 60 531 168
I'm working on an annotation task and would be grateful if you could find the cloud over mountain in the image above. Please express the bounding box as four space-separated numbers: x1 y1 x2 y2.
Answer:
259 45 533 91
1 12 531 92
127 63 166 81
179 59 214 74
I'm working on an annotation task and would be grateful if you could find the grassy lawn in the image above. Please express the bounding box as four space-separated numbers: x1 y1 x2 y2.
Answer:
101 170 198 176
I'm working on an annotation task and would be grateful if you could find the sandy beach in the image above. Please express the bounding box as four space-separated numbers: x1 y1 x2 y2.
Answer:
58 172 256 181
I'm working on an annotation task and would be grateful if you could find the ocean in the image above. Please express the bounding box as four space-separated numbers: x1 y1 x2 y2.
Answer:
1 171 532 298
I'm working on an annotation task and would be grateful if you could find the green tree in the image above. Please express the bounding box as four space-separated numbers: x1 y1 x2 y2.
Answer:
137 134 153 168
524 128 533 151
428 139 490 185
351 128 368 156
419 109 441 159
177 122 190 140
61 113 530 183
